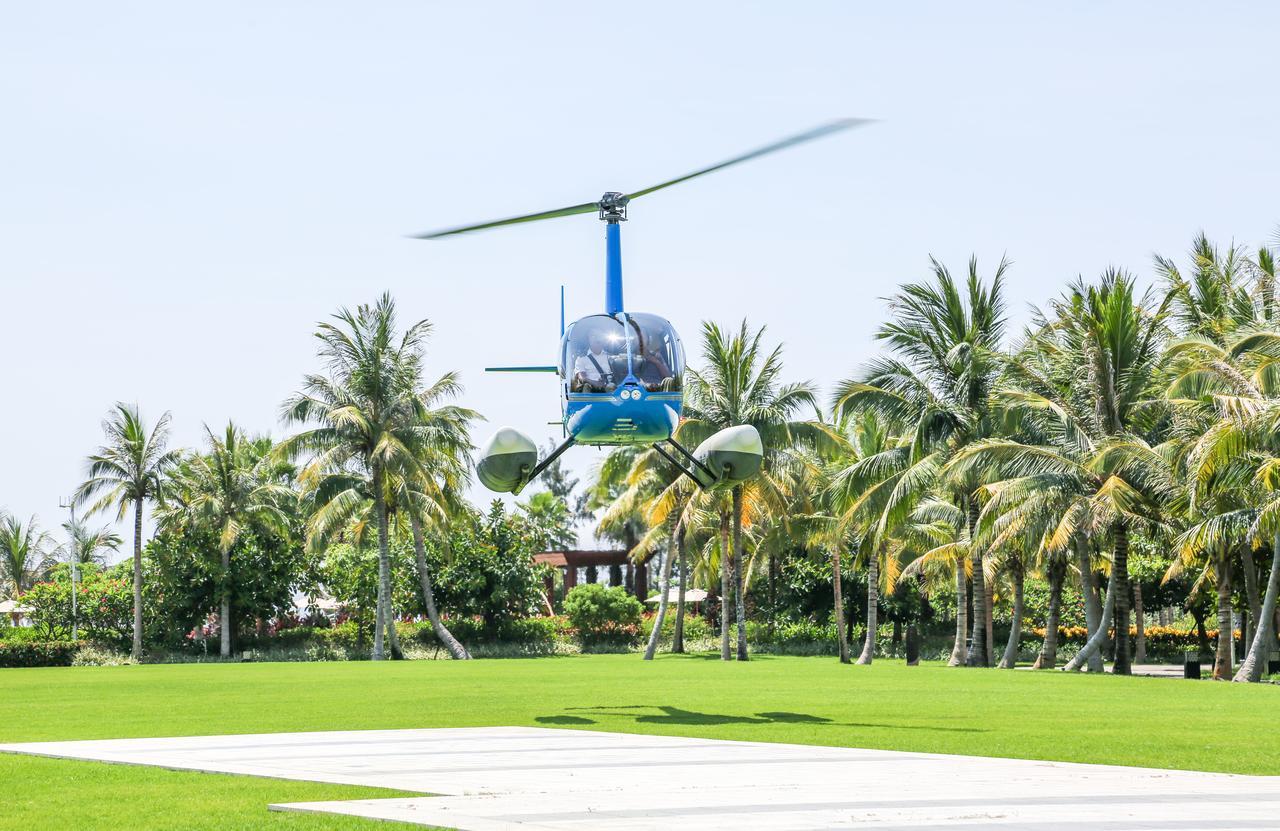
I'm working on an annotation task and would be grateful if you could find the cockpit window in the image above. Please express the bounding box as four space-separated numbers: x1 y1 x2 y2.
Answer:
563 315 629 393
627 313 684 393
561 313 684 394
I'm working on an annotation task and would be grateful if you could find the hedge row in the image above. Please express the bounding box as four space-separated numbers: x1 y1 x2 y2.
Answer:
0 640 87 668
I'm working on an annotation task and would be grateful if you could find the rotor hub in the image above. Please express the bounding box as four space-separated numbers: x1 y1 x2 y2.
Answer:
598 191 629 222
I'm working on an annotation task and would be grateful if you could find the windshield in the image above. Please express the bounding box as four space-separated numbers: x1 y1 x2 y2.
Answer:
626 313 684 392
561 313 684 394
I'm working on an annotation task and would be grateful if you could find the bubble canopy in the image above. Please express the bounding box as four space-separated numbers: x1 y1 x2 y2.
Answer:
561 313 685 394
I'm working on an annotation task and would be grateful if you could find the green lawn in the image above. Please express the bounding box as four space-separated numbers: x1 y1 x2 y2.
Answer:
2 654 1278 830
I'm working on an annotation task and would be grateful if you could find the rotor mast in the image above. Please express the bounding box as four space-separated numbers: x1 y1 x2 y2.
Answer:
599 192 628 315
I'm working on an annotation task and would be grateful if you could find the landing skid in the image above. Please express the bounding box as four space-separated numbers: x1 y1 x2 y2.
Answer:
511 436 576 496
652 438 720 490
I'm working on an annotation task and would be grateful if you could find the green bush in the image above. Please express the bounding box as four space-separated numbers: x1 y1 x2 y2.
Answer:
0 626 47 644
563 584 643 646
0 640 86 668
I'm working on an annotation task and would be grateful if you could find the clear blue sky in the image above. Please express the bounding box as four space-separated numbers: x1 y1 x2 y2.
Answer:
3 2 1278 555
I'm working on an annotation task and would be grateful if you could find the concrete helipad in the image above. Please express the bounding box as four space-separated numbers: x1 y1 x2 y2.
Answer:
3 726 1279 830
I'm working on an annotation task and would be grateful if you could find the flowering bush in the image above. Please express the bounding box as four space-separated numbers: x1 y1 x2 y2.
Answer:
23 574 134 649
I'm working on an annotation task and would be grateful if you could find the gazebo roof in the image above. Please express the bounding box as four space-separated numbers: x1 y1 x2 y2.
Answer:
533 549 655 568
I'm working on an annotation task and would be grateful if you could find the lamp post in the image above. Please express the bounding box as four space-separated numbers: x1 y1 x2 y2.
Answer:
59 497 78 641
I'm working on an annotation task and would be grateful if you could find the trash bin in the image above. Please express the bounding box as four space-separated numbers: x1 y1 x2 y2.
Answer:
1269 650 1280 676
1183 651 1201 679
905 628 920 666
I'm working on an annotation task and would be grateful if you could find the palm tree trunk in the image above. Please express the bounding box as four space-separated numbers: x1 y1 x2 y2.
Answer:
386 607 404 660
1241 544 1261 651
948 555 968 666
832 548 850 664
1214 551 1233 680
1112 523 1132 675
1033 562 1064 669
408 512 470 660
131 497 144 661
372 471 390 662
856 549 877 664
732 486 748 661
1076 541 1104 672
673 531 687 654
984 579 995 666
966 499 988 667
998 561 1024 668
720 509 731 661
1235 532 1280 682
645 524 680 661
1134 582 1146 665
220 546 232 658
1064 574 1116 672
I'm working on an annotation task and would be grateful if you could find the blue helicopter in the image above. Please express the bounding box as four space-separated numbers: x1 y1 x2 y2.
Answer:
415 119 868 495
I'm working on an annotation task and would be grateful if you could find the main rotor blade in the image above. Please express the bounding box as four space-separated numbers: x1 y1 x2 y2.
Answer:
625 118 873 201
412 201 599 239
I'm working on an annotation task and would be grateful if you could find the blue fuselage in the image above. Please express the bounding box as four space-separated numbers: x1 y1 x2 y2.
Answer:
565 388 682 445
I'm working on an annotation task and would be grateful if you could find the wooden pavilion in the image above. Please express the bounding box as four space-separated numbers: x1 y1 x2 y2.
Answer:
533 549 655 609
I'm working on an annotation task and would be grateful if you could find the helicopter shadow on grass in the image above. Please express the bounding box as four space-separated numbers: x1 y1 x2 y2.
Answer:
535 705 986 733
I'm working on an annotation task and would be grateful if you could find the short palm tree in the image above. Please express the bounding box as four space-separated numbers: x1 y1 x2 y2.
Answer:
157 424 294 657
0 513 54 599
75 403 179 659
60 517 121 567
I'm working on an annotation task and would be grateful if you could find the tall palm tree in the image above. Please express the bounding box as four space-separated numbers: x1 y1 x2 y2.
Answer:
75 403 179 659
0 513 54 599
956 270 1172 674
156 424 294 657
280 293 453 661
682 320 829 661
833 257 1008 667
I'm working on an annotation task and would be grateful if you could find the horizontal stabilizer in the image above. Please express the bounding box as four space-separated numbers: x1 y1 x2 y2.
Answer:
485 366 558 373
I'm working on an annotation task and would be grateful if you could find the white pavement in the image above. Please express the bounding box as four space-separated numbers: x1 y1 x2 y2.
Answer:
3 726 1279 830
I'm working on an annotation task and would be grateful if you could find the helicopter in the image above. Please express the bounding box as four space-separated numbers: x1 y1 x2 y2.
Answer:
415 119 870 495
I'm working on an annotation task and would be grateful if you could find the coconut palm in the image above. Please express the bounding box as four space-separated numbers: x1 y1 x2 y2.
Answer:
0 513 54 599
833 257 1008 667
956 271 1172 674
681 319 829 661
156 424 294 657
280 293 449 661
75 403 179 659
59 517 121 567
824 410 899 663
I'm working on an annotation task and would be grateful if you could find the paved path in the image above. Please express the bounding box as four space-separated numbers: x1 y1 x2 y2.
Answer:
4 726 1278 830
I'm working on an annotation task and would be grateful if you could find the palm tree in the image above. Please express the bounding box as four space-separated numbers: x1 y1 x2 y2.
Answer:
833 257 1008 667
75 403 179 659
0 513 54 600
682 320 829 661
281 293 454 661
156 424 294 657
956 270 1172 674
60 517 121 567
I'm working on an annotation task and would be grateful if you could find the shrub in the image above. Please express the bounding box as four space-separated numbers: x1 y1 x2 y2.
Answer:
71 645 136 666
563 584 643 646
0 640 85 668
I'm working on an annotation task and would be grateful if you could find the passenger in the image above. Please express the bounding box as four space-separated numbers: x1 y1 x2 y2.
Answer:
637 344 674 391
573 330 616 392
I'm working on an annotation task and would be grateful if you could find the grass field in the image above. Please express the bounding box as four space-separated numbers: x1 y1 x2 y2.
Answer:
3 654 1279 830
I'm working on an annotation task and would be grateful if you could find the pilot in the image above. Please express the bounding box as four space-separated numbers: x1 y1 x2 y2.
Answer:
573 330 615 392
